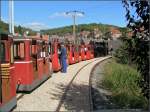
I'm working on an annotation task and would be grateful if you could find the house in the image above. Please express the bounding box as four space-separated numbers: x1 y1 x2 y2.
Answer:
110 27 122 40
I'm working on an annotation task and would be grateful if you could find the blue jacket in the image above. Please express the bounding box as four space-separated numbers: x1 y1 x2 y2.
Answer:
60 47 67 59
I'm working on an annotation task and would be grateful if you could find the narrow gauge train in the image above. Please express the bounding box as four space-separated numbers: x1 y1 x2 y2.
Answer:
0 33 95 111
0 33 17 112
13 37 52 92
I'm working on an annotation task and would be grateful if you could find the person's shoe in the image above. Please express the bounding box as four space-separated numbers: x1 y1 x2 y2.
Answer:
61 71 67 73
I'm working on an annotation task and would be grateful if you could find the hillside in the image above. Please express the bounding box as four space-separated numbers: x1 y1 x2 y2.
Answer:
0 21 127 36
0 21 36 35
41 23 126 36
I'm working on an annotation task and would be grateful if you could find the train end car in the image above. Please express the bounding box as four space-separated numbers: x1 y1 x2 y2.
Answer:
0 33 17 112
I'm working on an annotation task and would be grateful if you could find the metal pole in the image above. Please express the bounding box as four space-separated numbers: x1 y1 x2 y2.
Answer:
73 15 76 39
11 0 14 35
9 0 12 34
66 11 84 45
0 0 1 22
9 0 14 35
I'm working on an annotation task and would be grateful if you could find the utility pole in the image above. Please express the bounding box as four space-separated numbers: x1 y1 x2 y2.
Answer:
0 0 1 22
66 10 84 44
9 0 14 35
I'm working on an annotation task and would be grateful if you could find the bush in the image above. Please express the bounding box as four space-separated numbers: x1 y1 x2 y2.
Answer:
102 60 148 109
114 40 132 64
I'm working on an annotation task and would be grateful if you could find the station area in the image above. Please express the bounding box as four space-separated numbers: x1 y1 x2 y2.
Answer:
1 1 149 112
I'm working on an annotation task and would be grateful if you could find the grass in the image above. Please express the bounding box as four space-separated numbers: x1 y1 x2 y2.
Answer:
102 60 148 109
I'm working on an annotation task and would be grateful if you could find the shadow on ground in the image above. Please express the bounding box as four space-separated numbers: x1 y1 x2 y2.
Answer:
91 86 120 110
50 83 91 112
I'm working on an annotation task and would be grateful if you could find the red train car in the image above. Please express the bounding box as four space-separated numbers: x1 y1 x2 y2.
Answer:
13 37 51 92
73 45 80 63
85 44 91 60
90 44 94 59
50 39 61 72
79 44 86 61
66 43 75 65
0 33 17 111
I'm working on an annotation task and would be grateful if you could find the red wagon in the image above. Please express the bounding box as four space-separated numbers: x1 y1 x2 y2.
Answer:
50 39 61 72
73 45 80 63
85 44 91 60
79 44 86 61
0 33 17 111
13 37 51 92
90 44 94 59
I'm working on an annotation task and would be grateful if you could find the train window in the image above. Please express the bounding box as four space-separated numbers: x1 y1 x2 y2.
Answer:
0 42 6 63
41 45 46 58
37 42 42 58
30 42 32 57
76 46 79 52
31 40 37 59
14 42 25 60
51 44 55 54
45 45 48 57
31 45 37 55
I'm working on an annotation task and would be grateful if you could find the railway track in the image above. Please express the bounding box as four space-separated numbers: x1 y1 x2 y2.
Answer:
56 57 111 112
89 58 111 111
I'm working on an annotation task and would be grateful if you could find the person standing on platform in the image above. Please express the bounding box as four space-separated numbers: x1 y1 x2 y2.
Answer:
60 43 67 73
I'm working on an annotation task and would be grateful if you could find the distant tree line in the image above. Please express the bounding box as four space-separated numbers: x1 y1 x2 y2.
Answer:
41 23 126 37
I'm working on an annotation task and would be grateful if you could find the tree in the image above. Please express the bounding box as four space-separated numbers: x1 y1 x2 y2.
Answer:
122 0 149 99
18 25 23 35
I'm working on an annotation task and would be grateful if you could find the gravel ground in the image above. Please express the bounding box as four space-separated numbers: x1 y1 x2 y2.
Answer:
59 57 110 112
13 57 109 111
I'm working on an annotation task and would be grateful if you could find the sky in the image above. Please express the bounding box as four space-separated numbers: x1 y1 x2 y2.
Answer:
1 1 128 31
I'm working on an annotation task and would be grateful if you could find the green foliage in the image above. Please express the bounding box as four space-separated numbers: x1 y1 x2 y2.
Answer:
103 61 148 109
122 0 149 99
114 44 129 64
0 20 9 33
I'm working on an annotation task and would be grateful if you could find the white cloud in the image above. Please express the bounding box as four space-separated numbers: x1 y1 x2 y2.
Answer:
49 11 84 19
23 22 49 31
49 12 68 19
